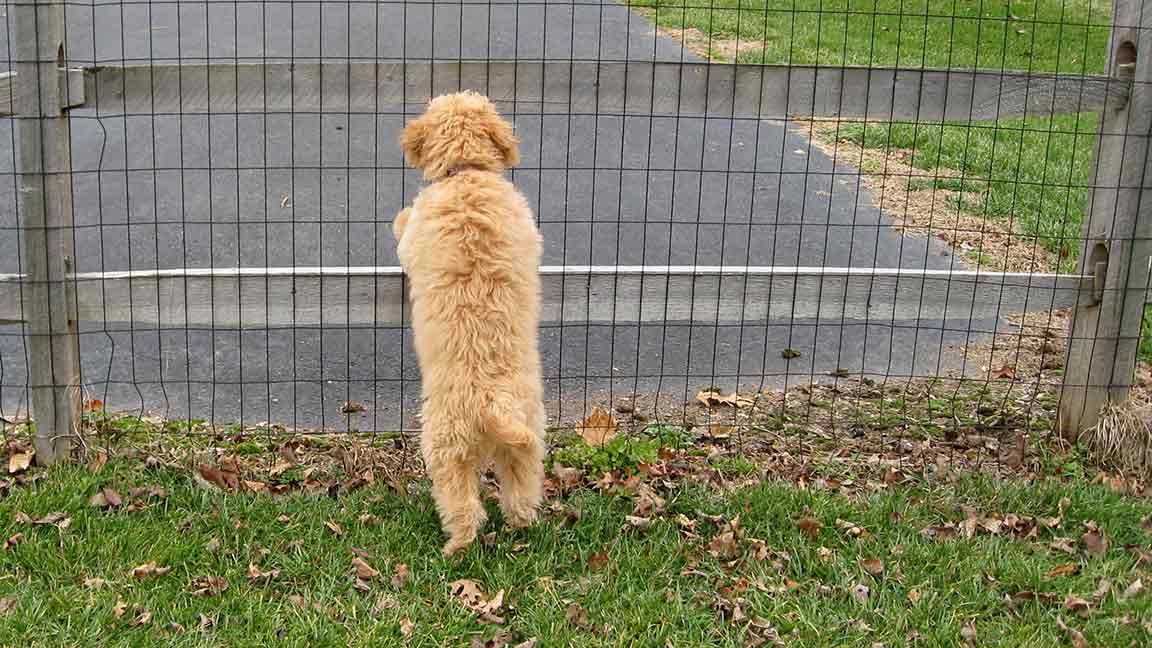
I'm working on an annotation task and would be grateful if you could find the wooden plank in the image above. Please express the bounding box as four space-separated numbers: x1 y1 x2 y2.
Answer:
1059 0 1152 437
81 61 1129 122
0 266 1088 328
12 0 81 465
0 72 16 116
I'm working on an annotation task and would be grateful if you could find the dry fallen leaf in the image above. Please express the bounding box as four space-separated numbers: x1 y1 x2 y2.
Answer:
851 583 870 604
1047 563 1081 578
576 407 618 447
961 622 977 645
352 557 380 580
623 515 653 531
15 511 71 530
129 609 153 627
399 617 416 638
907 589 922 604
450 579 507 623
1122 578 1145 601
1056 616 1089 648
1081 527 1109 558
205 537 221 554
861 558 885 577
797 517 823 539
391 563 410 589
86 451 108 473
83 577 113 589
565 602 590 628
552 463 585 492
189 575 229 597
7 452 33 474
112 599 129 619
632 483 666 517
196 464 239 492
992 365 1017 379
89 488 123 509
696 389 753 409
707 531 742 560
0 598 15 616
587 553 609 572
3 533 23 551
325 520 345 537
130 562 172 579
1049 537 1077 555
246 563 280 581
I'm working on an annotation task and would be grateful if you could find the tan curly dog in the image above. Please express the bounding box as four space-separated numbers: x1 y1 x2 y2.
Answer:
394 91 546 556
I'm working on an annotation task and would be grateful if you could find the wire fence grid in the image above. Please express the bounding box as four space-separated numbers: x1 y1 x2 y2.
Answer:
0 0 1149 473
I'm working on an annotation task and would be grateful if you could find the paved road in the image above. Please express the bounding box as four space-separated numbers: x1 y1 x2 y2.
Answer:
0 1 986 430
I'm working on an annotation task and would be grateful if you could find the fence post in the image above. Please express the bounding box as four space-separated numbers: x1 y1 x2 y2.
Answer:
1058 0 1152 438
12 0 81 464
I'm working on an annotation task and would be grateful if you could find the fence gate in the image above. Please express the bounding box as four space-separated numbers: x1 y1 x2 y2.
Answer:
0 0 1149 466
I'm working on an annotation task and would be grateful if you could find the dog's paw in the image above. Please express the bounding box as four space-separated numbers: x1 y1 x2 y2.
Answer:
442 531 477 557
503 507 539 529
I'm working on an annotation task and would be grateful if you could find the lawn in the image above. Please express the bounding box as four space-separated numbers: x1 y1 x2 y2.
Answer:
0 449 1150 647
629 0 1152 360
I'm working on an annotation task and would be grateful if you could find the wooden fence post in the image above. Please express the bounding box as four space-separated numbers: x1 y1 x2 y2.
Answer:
12 0 81 464
1059 0 1152 438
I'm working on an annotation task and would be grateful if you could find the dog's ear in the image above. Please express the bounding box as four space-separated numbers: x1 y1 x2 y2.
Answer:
483 111 520 168
400 113 431 169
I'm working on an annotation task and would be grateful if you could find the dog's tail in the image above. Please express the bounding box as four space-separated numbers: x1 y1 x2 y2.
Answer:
482 405 536 448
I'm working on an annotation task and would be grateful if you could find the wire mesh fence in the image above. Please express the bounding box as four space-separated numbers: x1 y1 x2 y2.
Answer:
0 0 1149 475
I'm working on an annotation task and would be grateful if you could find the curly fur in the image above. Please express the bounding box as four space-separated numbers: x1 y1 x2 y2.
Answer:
394 91 545 556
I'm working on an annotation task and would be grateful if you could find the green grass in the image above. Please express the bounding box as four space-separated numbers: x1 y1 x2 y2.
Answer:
630 0 1152 362
1 459 1150 646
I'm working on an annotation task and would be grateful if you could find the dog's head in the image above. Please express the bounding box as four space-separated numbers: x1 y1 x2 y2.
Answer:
400 91 519 181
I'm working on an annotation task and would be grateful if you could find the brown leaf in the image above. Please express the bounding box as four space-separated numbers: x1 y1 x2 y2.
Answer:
129 609 153 627
372 594 399 617
707 531 742 560
992 365 1017 379
198 614 216 630
565 602 590 628
399 617 416 638
189 575 229 597
15 511 70 529
705 425 734 441
587 553 609 572
352 557 380 580
83 577 113 589
1081 528 1108 558
269 459 294 477
325 520 345 537
7 452 33 474
907 589 922 604
242 480 268 493
130 562 172 579
89 488 123 509
1056 616 1090 648
391 563 410 589
196 464 239 492
961 622 977 645
623 515 653 531
781 348 802 359
921 523 959 542
851 583 870 604
247 563 280 581
861 558 885 577
576 407 618 446
552 463 585 492
1047 563 1081 578
341 400 368 414
632 483 666 517
450 579 507 622
3 533 23 551
696 389 752 409
0 598 14 616
205 537 221 554
1049 537 1077 555
797 516 823 539
112 599 129 619
86 451 108 473
1122 578 1145 601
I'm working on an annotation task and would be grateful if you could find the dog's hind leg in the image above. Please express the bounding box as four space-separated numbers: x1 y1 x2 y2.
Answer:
422 432 486 556
492 404 545 528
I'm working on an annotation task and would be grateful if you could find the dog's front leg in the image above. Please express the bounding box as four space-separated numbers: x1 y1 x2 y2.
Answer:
393 207 412 242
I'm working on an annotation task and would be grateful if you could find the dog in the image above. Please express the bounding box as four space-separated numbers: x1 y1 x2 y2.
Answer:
393 91 546 556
